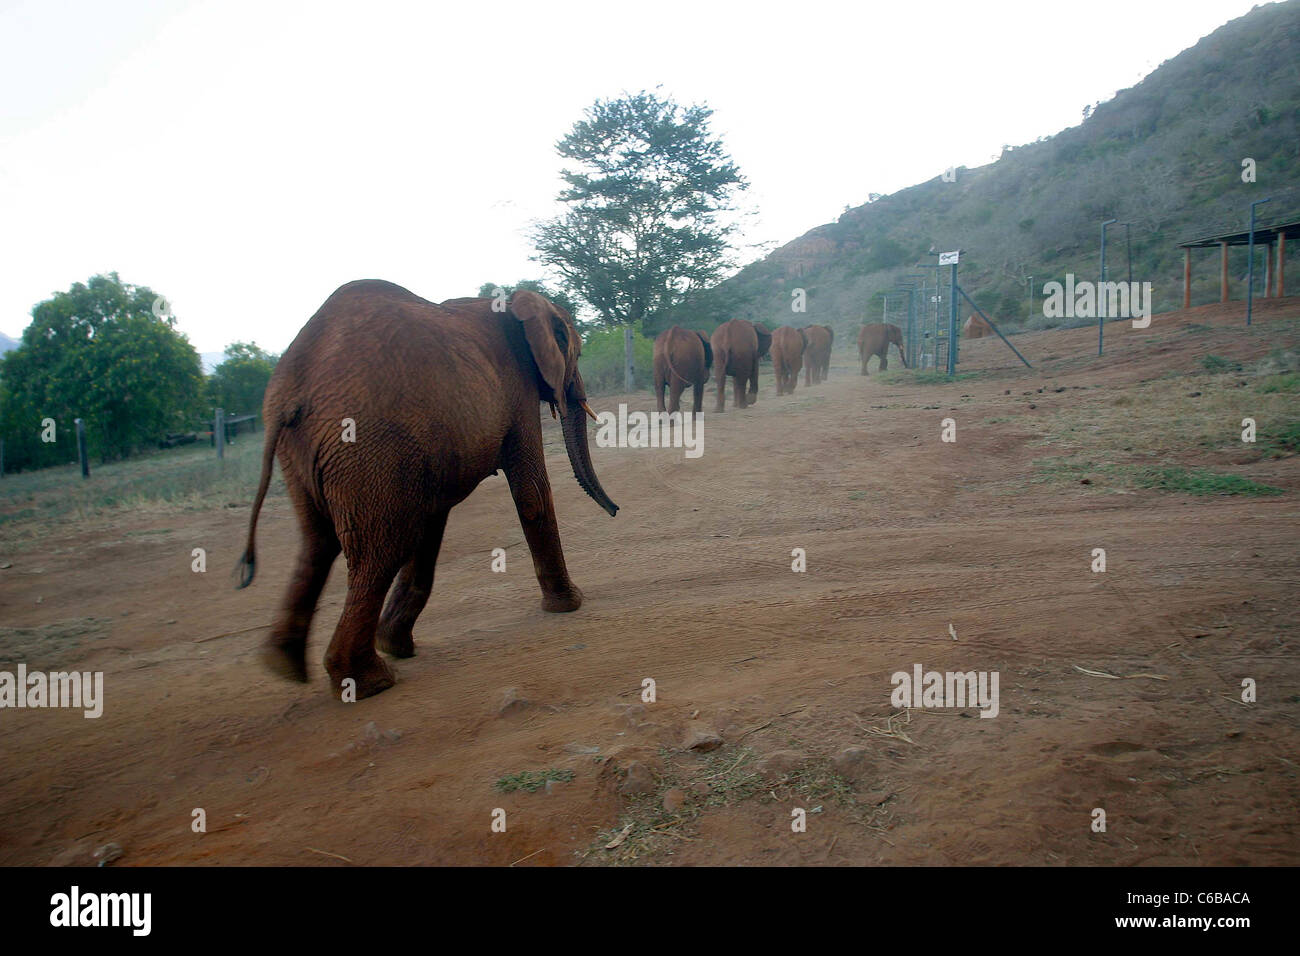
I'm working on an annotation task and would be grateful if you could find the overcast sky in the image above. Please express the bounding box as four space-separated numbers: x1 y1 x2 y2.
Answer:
0 0 1265 353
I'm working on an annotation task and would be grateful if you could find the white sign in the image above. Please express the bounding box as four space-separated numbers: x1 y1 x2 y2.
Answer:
939 250 960 266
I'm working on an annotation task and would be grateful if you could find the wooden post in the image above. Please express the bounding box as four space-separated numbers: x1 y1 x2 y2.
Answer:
0 438 5 479
215 408 225 460
1183 247 1191 309
1265 242 1273 297
75 418 89 478
1279 231 1287 298
1220 241 1230 302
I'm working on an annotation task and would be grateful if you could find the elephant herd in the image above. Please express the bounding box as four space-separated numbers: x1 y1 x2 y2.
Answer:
653 319 845 413
654 318 908 413
242 279 912 699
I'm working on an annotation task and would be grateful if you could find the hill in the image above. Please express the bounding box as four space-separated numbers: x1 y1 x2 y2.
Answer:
662 0 1300 340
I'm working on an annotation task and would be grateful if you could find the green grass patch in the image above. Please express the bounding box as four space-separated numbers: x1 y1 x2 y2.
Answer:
876 369 982 386
0 436 280 540
1200 354 1242 372
494 769 576 793
1256 372 1300 393
1033 458 1283 497
1132 466 1282 496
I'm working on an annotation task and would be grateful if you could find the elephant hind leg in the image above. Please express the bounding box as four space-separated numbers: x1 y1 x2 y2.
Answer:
376 509 448 659
263 491 340 683
324 558 403 699
668 377 685 415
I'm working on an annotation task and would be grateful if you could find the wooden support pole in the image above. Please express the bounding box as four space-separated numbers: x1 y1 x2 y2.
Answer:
1265 242 1274 297
1279 231 1287 298
1183 247 1191 309
1220 241 1230 302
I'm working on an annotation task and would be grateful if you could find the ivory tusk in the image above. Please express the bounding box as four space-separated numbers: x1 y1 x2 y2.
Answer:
581 401 598 422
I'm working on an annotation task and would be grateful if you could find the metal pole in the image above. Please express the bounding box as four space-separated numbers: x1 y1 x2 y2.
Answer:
215 408 225 460
75 418 89 478
947 261 958 375
1100 219 1117 355
1247 198 1271 326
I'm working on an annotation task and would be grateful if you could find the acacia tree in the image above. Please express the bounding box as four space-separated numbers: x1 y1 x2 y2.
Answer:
533 91 747 389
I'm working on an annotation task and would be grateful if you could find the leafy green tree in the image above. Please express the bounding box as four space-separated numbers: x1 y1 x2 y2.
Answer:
0 273 203 470
206 342 278 420
533 90 747 388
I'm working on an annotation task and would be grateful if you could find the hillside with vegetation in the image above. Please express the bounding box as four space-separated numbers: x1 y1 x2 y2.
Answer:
660 0 1300 340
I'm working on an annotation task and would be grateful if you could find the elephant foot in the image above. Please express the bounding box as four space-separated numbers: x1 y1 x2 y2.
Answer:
542 583 583 613
325 651 396 700
376 625 416 658
261 638 309 683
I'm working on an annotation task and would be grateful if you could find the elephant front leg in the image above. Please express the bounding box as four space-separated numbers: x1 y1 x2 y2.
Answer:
879 352 889 371
376 510 447 658
504 444 582 613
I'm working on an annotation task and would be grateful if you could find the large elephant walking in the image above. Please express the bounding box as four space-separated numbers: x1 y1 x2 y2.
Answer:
710 319 763 411
858 322 907 375
653 326 713 414
238 280 618 699
801 325 833 385
771 326 807 395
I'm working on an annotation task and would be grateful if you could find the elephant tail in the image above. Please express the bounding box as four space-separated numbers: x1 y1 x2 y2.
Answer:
235 414 283 589
664 342 692 386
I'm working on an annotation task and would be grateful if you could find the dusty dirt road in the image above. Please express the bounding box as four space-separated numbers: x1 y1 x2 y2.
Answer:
2 299 1297 866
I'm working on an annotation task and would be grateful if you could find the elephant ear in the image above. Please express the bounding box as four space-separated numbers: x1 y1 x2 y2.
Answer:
510 290 568 403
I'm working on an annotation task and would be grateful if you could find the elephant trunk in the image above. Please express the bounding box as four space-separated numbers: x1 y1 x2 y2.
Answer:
562 399 619 517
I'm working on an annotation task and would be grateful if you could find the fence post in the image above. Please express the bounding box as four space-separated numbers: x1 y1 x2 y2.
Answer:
947 262 958 375
215 408 225 460
1 438 5 478
75 418 89 478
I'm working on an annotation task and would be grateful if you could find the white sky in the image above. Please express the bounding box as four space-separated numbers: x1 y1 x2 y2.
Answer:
0 0 1265 352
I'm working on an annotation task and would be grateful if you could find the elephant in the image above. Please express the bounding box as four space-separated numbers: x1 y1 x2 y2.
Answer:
858 322 907 375
771 326 807 395
710 319 763 411
963 314 994 338
237 280 618 699
801 325 833 385
653 326 713 414
752 321 773 360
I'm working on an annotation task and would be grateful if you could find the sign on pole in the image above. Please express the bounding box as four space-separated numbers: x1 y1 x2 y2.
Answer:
939 250 960 266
